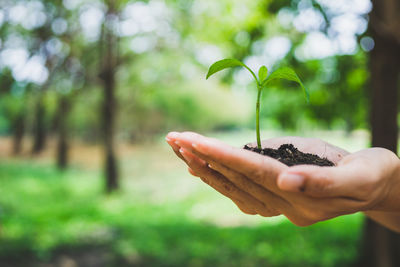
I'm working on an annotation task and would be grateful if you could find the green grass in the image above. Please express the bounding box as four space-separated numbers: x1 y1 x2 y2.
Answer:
0 156 364 267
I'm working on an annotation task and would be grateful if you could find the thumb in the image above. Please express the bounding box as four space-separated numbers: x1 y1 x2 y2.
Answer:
277 163 363 198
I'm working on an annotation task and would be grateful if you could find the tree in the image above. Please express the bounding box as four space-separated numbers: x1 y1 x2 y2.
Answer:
0 68 26 155
357 1 400 267
31 94 47 154
99 0 122 192
55 95 70 169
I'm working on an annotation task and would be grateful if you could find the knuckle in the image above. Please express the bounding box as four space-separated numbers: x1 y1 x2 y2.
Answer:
221 167 249 191
238 206 257 215
249 166 269 185
237 175 252 192
250 167 265 180
257 205 281 217
200 177 210 185
233 200 256 215
258 209 280 217
189 171 199 178
293 219 314 227
286 215 314 227
223 183 233 193
302 208 330 222
243 210 257 215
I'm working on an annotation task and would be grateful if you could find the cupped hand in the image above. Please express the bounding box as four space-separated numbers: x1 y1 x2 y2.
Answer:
166 132 400 227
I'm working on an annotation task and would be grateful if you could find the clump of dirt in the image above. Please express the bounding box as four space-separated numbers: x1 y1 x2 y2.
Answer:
243 143 334 167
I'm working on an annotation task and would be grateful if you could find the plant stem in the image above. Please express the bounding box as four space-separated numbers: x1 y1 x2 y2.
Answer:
256 86 262 149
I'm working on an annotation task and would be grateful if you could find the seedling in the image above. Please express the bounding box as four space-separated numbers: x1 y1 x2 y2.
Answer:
206 59 309 150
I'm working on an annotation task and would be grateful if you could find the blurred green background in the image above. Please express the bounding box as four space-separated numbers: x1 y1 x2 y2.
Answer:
0 0 385 266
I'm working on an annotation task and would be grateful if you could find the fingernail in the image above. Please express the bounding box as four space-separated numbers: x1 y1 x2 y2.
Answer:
207 163 214 169
279 173 305 192
179 148 191 162
165 137 171 142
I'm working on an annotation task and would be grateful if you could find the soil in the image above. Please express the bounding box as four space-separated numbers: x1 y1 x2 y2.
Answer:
243 143 334 167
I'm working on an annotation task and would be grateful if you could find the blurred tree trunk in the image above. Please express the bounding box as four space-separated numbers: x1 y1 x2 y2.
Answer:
12 113 25 155
358 0 400 266
31 97 47 154
56 96 70 170
99 2 119 192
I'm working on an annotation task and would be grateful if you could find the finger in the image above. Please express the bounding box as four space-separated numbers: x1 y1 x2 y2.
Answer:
179 148 274 216
188 167 198 177
166 134 186 162
176 132 287 190
166 131 181 141
206 160 364 220
235 201 258 215
208 161 287 216
168 139 251 212
166 133 206 166
187 167 257 215
277 163 371 200
179 148 207 169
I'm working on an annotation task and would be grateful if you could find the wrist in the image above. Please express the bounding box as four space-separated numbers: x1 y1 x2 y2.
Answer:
388 155 400 209
371 151 400 212
360 149 400 232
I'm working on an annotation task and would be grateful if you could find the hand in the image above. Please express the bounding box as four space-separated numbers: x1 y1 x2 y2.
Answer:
166 132 400 229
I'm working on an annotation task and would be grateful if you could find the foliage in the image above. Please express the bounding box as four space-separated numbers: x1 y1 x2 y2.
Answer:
115 50 251 141
0 0 371 141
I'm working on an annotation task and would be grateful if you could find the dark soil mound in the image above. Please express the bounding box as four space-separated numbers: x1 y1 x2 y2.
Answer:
243 143 334 167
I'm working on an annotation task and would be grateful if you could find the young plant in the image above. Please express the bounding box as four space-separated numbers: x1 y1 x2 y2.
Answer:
206 59 309 150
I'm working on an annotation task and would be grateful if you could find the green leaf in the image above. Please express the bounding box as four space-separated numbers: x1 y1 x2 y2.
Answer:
262 67 310 102
206 59 246 79
258 66 268 83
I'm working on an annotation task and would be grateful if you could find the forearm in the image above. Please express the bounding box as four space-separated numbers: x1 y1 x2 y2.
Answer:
363 156 400 233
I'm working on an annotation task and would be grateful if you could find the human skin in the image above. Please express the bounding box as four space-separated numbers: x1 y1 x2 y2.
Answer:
166 131 400 233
